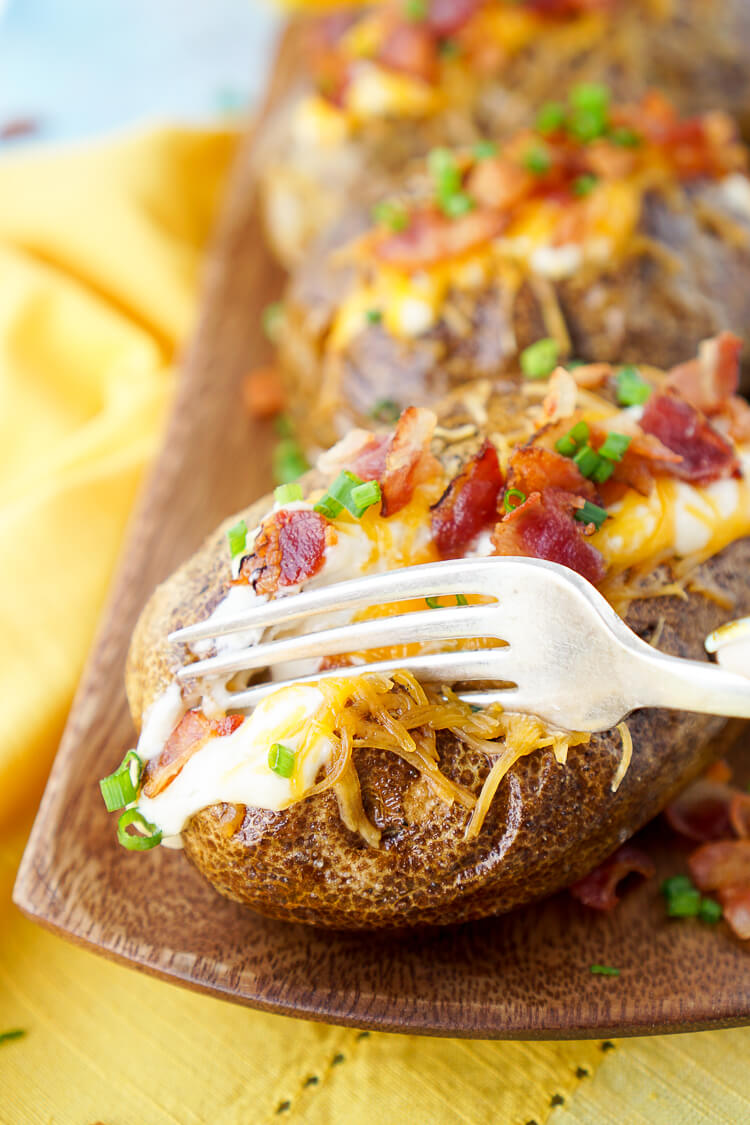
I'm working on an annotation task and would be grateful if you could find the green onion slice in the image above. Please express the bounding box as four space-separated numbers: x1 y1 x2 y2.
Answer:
455 593 468 606
660 874 695 897
350 479 382 517
504 488 527 513
117 809 162 851
572 173 598 197
261 301 284 342
575 501 608 530
403 0 427 20
313 495 343 520
0 1029 26 1045
536 101 566 135
523 143 551 175
227 519 248 559
438 37 461 59
372 199 409 233
370 398 401 424
268 742 295 778
273 439 310 485
666 888 702 917
520 338 559 379
366 308 383 324
573 445 600 478
598 432 632 462
590 964 620 977
591 458 614 484
441 191 475 218
425 596 440 609
472 139 498 161
315 471 381 521
615 365 652 407
274 482 303 505
99 750 142 812
610 126 641 148
555 420 590 457
698 897 723 924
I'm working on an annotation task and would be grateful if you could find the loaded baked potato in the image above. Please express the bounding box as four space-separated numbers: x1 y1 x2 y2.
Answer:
104 336 750 929
258 0 750 266
277 90 750 451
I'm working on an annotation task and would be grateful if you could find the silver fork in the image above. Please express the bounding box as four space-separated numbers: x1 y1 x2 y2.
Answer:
169 557 750 732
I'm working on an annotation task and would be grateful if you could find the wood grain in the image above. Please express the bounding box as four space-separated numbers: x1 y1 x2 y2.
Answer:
13 22 750 1039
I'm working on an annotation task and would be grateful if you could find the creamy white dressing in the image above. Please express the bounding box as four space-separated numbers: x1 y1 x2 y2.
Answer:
136 682 185 764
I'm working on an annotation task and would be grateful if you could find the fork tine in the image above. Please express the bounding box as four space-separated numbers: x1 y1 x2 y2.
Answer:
176 604 505 682
168 557 509 645
223 649 517 708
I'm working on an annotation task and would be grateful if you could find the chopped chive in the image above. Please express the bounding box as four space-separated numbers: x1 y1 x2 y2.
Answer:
570 83 610 116
523 143 551 175
366 308 382 324
566 359 587 370
372 199 409 233
567 86 610 144
313 495 343 520
274 482 303 504
227 519 248 559
472 139 498 161
698 897 723 924
268 742 296 778
262 301 284 342
117 808 162 851
661 874 695 897
598 432 632 462
615 366 652 407
569 420 591 444
556 421 591 458
425 596 440 609
403 0 427 20
99 750 142 812
591 458 614 484
573 445 600 478
504 487 527 513
590 964 620 977
370 398 401 424
520 337 559 379
568 107 608 142
536 101 566 135
0 1029 26 1046
610 126 641 148
455 593 468 606
572 173 598 197
575 501 608 530
329 469 364 511
350 479 382 516
273 439 310 485
441 191 475 218
555 435 578 458
428 147 462 195
438 37 461 59
666 888 702 917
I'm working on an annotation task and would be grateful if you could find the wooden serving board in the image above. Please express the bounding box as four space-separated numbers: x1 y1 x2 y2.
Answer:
13 23 750 1039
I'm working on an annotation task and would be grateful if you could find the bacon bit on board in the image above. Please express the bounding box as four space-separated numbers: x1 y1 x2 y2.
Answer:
640 392 739 485
730 793 750 839
380 406 438 516
431 441 504 557
142 711 245 798
246 510 334 596
665 778 736 842
666 332 742 414
491 489 606 585
717 886 750 941
689 839 750 893
242 367 285 419
569 842 656 910
374 207 508 270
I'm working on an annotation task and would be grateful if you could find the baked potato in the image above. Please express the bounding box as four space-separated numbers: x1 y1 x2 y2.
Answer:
105 336 750 929
277 90 750 451
258 0 750 267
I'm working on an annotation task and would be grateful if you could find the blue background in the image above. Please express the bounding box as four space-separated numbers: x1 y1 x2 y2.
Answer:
0 0 281 143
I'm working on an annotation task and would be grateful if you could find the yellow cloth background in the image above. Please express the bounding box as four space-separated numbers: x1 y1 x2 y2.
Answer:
0 125 749 1125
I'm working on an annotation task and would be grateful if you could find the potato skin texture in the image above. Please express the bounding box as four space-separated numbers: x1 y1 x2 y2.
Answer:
280 184 750 450
127 390 750 930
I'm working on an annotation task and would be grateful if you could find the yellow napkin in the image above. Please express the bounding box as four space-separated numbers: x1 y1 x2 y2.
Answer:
1 122 749 1125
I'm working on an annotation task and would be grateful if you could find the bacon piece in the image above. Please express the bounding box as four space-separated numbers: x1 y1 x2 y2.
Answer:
374 207 508 270
640 392 738 484
426 0 481 35
466 157 533 211
250 510 331 596
507 444 596 499
541 367 578 423
349 435 390 482
431 441 504 558
717 886 750 941
568 362 612 389
142 711 245 798
723 396 750 444
491 489 606 585
381 406 438 516
569 842 656 910
242 366 285 419
666 333 742 414
378 22 438 84
705 759 733 784
730 793 750 839
688 839 750 892
665 778 736 842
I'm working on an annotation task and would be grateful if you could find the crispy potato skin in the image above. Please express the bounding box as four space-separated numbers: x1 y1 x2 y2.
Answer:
259 0 750 268
280 184 750 449
127 386 750 929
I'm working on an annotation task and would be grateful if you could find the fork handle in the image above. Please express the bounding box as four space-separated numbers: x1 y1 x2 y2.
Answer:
630 646 750 720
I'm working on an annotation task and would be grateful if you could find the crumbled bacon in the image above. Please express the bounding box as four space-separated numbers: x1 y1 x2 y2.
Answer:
569 842 656 910
689 839 750 893
730 793 750 839
431 441 503 558
665 778 736 842
141 711 245 798
378 21 438 84
380 406 438 516
568 362 612 389
717 886 750 941
466 157 533 211
506 444 596 499
541 367 578 423
666 333 742 414
640 392 739 484
349 434 390 482
491 489 606 585
247 510 333 596
425 0 482 35
374 207 508 270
